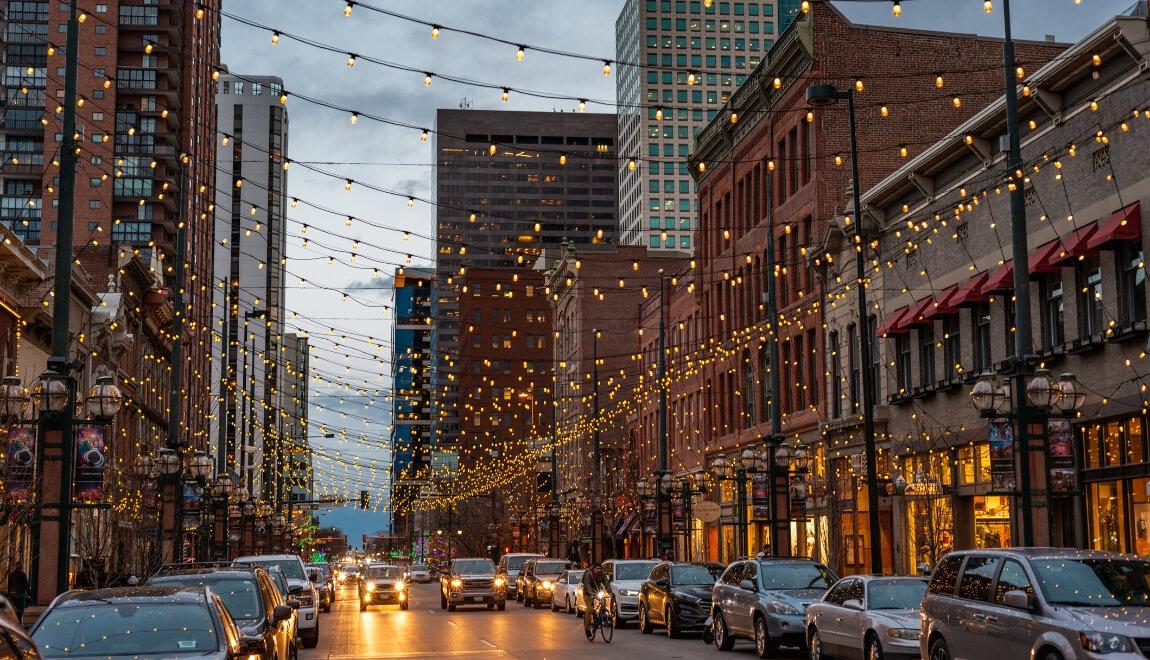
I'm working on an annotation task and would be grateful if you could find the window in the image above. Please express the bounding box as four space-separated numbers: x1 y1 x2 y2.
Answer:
895 334 911 394
1041 273 1064 348
958 556 1000 602
943 316 961 379
928 555 963 595
847 324 859 411
919 325 935 385
829 331 841 417
973 303 992 371
1120 242 1146 324
1078 255 1103 336
994 560 1034 605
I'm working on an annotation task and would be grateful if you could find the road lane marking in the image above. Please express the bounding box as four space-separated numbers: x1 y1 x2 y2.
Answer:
478 639 496 648
446 620 457 627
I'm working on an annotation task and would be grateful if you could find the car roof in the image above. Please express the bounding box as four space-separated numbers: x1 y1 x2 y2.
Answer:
56 586 209 606
151 569 260 580
456 557 495 561
236 554 300 561
846 574 928 582
946 547 1137 561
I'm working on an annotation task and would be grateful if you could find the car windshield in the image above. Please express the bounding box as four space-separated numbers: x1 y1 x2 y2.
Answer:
672 565 716 586
536 562 568 575
365 566 402 580
613 562 658 581
455 560 496 574
35 603 218 657
246 559 305 581
307 565 329 577
1033 558 1150 606
760 563 836 590
148 577 263 622
867 579 927 610
411 565 428 571
505 556 536 571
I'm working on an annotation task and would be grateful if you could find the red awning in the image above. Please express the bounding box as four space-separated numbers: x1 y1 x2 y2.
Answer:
877 307 911 337
903 296 939 327
1087 202 1143 249
949 272 990 307
1028 239 1064 276
921 285 961 322
1052 225 1099 265
982 261 1014 294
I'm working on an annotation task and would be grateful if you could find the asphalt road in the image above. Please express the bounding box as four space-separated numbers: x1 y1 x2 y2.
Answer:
301 583 805 660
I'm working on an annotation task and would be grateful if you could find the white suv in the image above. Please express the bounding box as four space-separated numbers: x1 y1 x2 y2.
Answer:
236 554 321 648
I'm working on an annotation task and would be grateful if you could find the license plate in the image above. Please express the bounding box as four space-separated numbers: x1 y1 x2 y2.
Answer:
468 596 482 602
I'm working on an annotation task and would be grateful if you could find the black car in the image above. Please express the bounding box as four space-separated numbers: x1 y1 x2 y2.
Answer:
31 586 246 660
147 564 296 660
638 562 716 638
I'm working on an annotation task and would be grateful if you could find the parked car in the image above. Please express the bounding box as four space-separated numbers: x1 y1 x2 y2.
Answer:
306 563 334 612
31 586 244 660
358 564 409 611
521 559 571 609
408 564 432 583
638 562 716 638
148 564 297 660
551 569 585 614
806 575 927 660
440 557 507 611
338 564 360 584
235 555 320 649
602 559 659 628
920 547 1150 660
711 557 837 657
0 599 40 659
496 553 542 602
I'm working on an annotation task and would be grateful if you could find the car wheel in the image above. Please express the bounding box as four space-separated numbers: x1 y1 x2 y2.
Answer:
929 637 951 660
714 610 734 652
487 602 494 610
448 602 456 612
612 600 625 629
359 600 367 612
496 600 506 611
566 596 574 615
809 627 825 660
440 593 447 610
754 616 777 659
302 625 319 650
516 590 523 602
401 600 409 611
523 592 532 607
638 602 653 634
665 607 677 639
867 633 885 660
551 598 559 612
1038 650 1064 660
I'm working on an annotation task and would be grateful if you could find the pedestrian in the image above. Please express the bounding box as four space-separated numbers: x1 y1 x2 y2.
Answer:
6 566 29 623
755 543 771 559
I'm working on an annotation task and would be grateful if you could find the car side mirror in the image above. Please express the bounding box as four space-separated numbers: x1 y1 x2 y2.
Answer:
1003 590 1034 611
287 599 301 610
843 599 864 611
739 579 756 592
273 605 293 622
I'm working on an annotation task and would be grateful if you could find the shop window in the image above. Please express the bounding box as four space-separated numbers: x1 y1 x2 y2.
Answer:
1120 241 1147 325
973 496 1010 548
1083 424 1102 469
1103 421 1122 467
1129 417 1145 465
1133 477 1150 555
1090 480 1126 553
957 446 976 485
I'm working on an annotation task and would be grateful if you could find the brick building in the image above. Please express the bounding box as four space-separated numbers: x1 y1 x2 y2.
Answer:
686 0 1064 566
826 11 1150 575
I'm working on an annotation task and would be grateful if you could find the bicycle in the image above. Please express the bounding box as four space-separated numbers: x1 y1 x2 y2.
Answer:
584 590 614 643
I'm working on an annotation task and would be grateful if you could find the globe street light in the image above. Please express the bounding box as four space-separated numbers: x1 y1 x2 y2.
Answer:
1053 373 1086 415
0 376 28 420
84 375 122 420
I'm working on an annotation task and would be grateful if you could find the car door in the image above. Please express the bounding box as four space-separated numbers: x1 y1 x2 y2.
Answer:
730 562 757 636
950 555 1001 658
986 558 1042 659
839 579 869 659
815 578 856 656
714 563 741 629
647 563 669 624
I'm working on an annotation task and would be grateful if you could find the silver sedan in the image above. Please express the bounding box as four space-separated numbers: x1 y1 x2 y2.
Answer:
550 569 584 614
806 575 927 660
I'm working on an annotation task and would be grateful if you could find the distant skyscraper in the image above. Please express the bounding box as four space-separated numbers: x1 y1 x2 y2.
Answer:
211 73 289 499
390 268 434 537
431 109 618 466
282 333 312 506
616 0 790 251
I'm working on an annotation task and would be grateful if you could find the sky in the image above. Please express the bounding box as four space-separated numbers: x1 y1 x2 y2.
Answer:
217 0 1134 547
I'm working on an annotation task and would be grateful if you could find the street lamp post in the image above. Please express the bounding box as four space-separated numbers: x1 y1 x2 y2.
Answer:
710 448 767 559
807 82 883 574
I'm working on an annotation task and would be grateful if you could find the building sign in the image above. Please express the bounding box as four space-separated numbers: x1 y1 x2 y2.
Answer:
988 421 1017 493
73 424 107 503
671 495 685 532
693 500 721 523
751 472 769 520
3 425 37 504
1047 418 1077 492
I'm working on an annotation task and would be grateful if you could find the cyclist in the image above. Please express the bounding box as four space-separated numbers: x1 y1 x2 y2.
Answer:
581 562 611 637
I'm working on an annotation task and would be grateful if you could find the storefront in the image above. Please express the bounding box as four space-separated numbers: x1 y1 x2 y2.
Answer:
1081 415 1150 554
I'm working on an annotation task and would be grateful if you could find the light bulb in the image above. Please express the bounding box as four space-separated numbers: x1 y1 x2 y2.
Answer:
801 0 810 12
628 158 636 172
516 46 525 61
578 99 586 112
407 197 414 208
899 145 908 158
698 162 706 173
469 212 477 223
420 129 429 142
892 1 902 17
195 6 204 19
279 93 288 104
834 154 843 167
688 71 697 85
935 74 944 89
953 96 962 108
344 180 353 191
602 61 612 76
1016 66 1025 79
984 0 993 12
271 32 280 45
349 112 359 124
344 1 353 16
559 153 567 165
347 54 357 68
730 112 738 124
144 42 153 54
855 80 864 93
880 105 890 118
212 70 221 81
431 25 440 39
501 88 509 102
655 107 664 120
424 73 432 86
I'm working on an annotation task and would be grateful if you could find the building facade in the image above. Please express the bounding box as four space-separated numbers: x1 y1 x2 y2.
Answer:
431 109 618 471
616 0 794 251
390 268 433 538
687 0 1064 568
830 12 1150 575
282 332 311 508
211 73 288 499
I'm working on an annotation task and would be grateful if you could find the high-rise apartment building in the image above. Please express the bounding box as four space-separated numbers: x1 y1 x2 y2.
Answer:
0 0 221 446
431 109 618 466
616 0 790 251
282 332 311 507
211 73 289 498
390 267 434 537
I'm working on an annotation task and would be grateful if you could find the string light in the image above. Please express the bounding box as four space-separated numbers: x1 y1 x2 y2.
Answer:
602 60 612 76
500 88 510 102
628 158 637 172
935 74 945 89
892 1 902 17
424 73 433 87
420 129 429 142
983 0 993 12
431 25 441 39
578 99 586 112
271 31 280 45
344 1 354 16
516 45 525 61
349 112 359 124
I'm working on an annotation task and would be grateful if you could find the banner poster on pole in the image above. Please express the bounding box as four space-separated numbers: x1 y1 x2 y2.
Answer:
751 472 769 520
183 481 203 531
671 495 685 532
641 498 657 533
73 424 107 503
3 425 37 504
1047 418 1077 492
988 421 1017 493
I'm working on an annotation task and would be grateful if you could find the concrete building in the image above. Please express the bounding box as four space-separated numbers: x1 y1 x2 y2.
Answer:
615 0 793 251
211 73 289 500
390 268 434 539
431 109 618 468
687 0 1064 569
0 0 222 450
282 332 312 507
820 10 1150 574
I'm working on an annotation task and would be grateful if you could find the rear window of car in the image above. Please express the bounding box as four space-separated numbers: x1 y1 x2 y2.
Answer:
928 555 963 595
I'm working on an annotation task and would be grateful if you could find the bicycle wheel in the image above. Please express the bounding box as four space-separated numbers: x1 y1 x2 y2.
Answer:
600 611 614 643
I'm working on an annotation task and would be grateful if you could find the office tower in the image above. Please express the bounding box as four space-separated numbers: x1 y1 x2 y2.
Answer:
211 73 289 498
431 109 618 468
282 332 312 507
390 267 434 538
616 0 788 251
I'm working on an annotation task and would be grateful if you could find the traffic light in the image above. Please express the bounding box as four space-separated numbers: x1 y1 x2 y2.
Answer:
360 490 370 510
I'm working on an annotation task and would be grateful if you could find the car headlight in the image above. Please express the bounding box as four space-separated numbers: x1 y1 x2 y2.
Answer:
1080 631 1134 654
597 591 608 599
450 578 462 588
494 577 505 587
618 589 639 597
886 628 920 641
394 582 405 592
766 600 801 615
365 582 375 592
542 581 552 590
